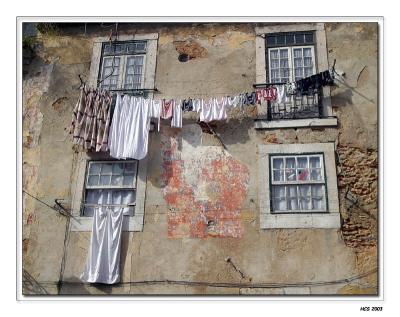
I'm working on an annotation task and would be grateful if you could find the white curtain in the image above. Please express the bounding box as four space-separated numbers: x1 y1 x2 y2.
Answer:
80 202 124 284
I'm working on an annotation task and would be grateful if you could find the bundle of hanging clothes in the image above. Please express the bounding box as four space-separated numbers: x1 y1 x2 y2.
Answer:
69 84 113 152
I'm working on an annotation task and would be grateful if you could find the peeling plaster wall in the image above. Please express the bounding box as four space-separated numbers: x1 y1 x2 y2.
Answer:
22 23 378 295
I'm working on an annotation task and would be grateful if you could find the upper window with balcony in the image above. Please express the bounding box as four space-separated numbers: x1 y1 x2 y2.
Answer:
255 24 337 129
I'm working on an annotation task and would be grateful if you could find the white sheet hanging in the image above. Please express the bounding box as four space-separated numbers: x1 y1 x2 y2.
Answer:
108 95 151 160
80 205 124 284
171 100 183 128
200 97 228 122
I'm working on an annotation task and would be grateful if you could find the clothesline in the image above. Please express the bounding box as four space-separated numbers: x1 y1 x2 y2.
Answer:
70 68 335 160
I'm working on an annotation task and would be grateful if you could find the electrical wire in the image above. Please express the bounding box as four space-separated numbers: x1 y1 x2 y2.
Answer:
41 267 378 290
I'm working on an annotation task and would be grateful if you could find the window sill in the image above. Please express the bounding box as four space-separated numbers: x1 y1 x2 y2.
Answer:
260 212 340 229
70 215 144 232
254 117 338 130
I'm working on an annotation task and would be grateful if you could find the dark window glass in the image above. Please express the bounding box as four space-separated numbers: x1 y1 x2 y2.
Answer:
267 35 276 46
295 33 305 44
305 33 314 43
286 34 295 44
277 35 285 45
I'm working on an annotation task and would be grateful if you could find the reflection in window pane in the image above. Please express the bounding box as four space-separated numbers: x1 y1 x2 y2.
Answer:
100 175 111 186
111 175 123 186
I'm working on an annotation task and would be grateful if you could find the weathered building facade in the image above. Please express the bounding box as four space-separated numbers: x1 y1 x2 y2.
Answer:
22 21 379 295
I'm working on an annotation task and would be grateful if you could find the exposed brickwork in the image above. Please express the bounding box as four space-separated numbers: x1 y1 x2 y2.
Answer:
337 145 378 249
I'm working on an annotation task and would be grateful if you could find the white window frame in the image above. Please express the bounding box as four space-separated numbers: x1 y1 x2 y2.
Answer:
99 54 147 91
82 160 138 217
88 33 158 98
268 45 316 83
270 154 327 213
255 23 337 129
258 143 340 229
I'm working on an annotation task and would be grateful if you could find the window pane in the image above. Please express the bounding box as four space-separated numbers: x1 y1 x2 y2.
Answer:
273 186 286 211
310 168 322 181
100 175 111 186
270 49 279 59
303 48 312 57
101 163 113 175
305 33 314 43
280 59 289 68
298 185 311 210
304 67 313 77
286 157 296 169
295 33 305 44
89 163 101 174
273 158 284 169
297 169 310 181
113 163 124 175
271 59 279 68
88 175 99 186
310 156 321 168
123 175 134 187
280 49 288 58
286 34 295 44
297 157 307 168
304 57 312 67
267 36 276 46
111 175 123 186
281 69 290 78
273 170 284 182
287 185 298 211
293 48 302 58
273 186 286 197
277 35 285 45
125 162 136 173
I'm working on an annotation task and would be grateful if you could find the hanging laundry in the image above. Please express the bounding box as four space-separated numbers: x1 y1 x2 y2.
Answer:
226 95 240 108
172 99 183 128
69 85 112 152
200 97 228 122
192 99 203 113
161 99 174 119
149 99 162 132
275 85 290 104
285 82 297 95
108 95 152 160
80 206 124 284
182 99 194 111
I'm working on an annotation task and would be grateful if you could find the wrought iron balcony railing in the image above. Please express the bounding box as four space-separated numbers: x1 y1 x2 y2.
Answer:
267 89 323 121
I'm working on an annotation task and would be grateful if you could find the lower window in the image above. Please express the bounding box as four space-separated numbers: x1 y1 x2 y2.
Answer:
270 154 327 213
258 143 340 229
83 160 138 216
